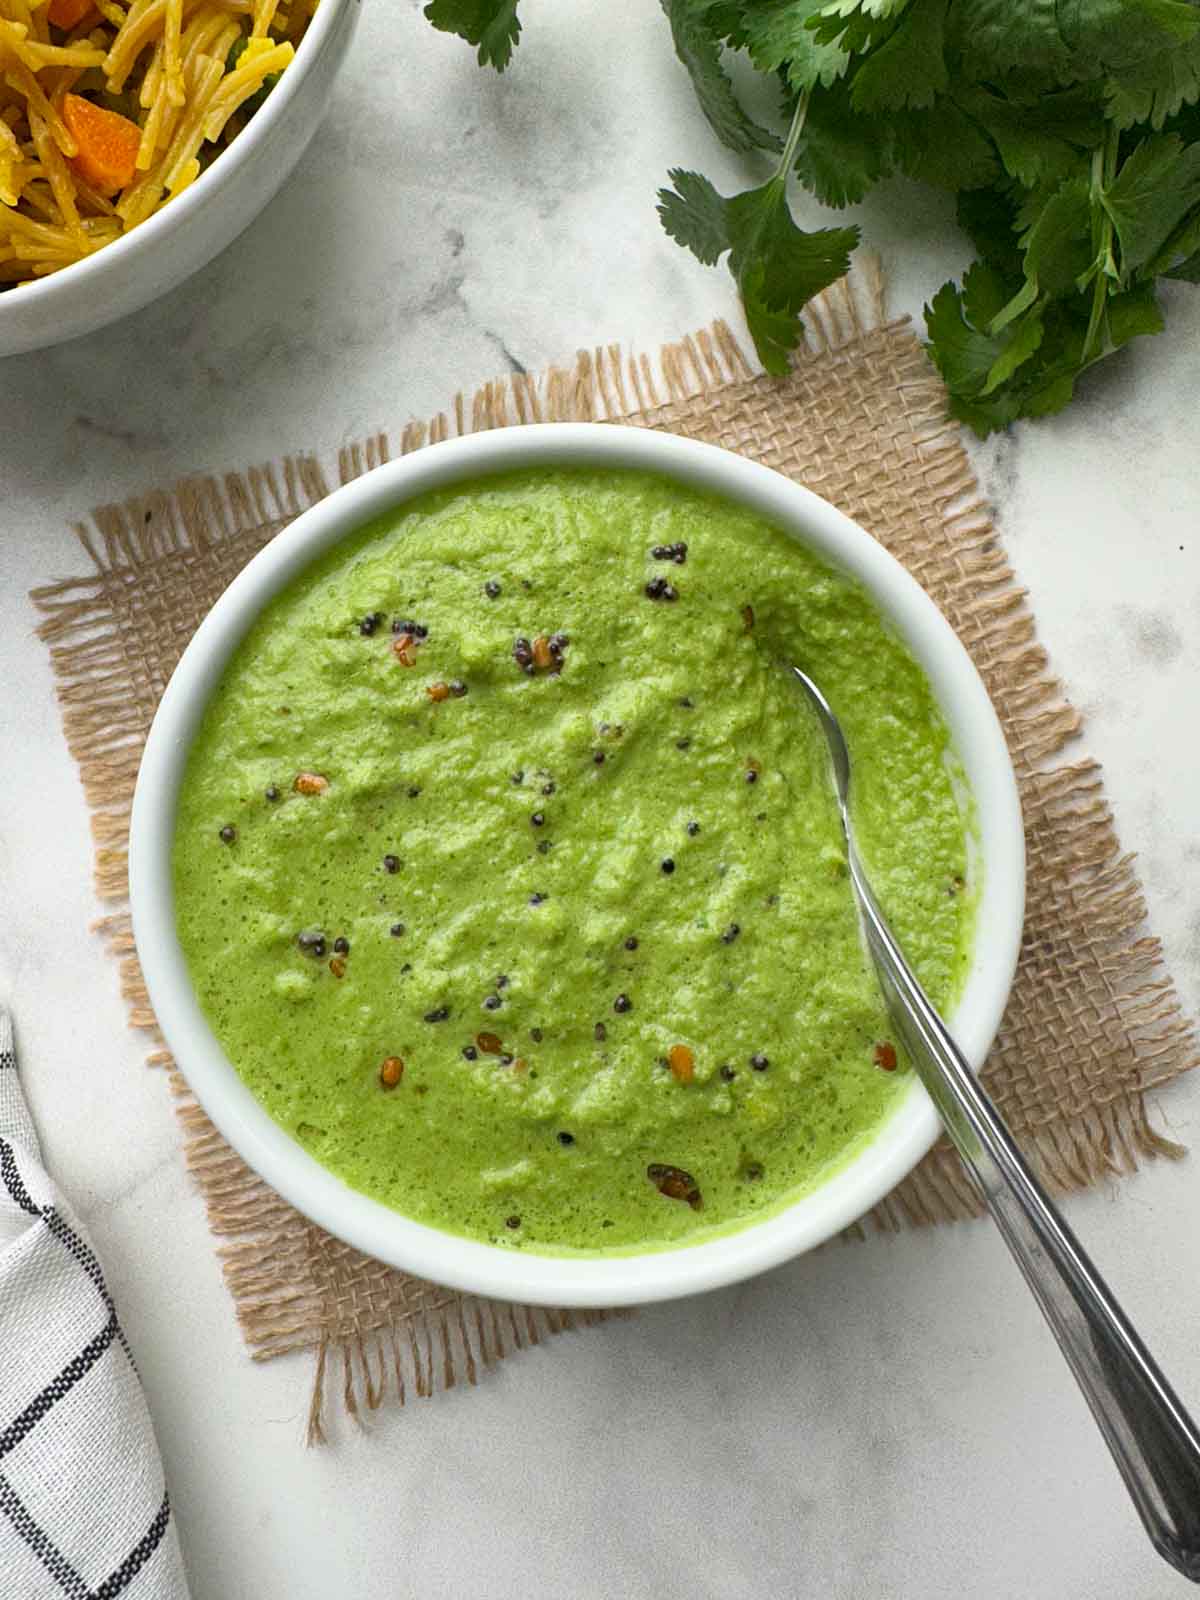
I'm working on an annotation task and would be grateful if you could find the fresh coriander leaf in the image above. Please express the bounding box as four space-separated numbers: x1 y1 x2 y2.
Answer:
924 280 1009 395
817 0 909 17
1058 0 1199 71
891 100 1000 192
737 1 851 91
960 259 1016 329
705 1 749 40
659 165 857 372
1020 369 1076 420
986 121 1081 190
948 0 1073 84
924 280 1096 435
1102 134 1200 276
1152 203 1200 278
1164 248 1200 281
807 0 908 53
1106 281 1165 346
1021 176 1096 295
956 188 1026 280
1105 38 1200 131
925 280 1042 400
792 82 894 205
738 259 812 368
850 0 947 113
982 307 1044 392
923 285 1024 433
424 0 521 70
661 0 782 155
724 176 858 312
657 169 731 263
958 88 1104 190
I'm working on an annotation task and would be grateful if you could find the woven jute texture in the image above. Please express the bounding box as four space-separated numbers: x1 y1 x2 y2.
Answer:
31 271 1197 1441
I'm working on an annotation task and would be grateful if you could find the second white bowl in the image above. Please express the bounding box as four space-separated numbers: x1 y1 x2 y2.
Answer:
0 0 359 359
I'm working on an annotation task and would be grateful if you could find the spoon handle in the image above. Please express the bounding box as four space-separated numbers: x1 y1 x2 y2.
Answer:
848 844 1200 1583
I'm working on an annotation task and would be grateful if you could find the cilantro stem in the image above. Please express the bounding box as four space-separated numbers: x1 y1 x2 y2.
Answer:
774 90 811 186
1082 124 1120 366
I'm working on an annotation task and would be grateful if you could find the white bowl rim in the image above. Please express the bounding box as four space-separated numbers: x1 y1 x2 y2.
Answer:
0 0 349 318
130 423 1025 1307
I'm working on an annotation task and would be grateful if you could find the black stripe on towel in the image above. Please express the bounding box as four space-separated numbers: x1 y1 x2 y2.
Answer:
42 1208 134 1363
0 1468 89 1600
0 1312 120 1459
91 1491 172 1599
0 1136 39 1216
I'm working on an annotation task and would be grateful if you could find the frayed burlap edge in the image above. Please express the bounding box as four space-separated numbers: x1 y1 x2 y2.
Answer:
30 260 1198 1437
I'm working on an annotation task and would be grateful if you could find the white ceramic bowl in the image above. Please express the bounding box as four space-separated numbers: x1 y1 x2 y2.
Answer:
0 0 358 358
130 424 1025 1306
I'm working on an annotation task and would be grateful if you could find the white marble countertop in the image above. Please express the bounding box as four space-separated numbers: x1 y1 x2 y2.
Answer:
3 3 1200 1596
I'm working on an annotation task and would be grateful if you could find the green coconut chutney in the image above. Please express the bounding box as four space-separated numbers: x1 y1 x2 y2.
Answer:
173 467 974 1254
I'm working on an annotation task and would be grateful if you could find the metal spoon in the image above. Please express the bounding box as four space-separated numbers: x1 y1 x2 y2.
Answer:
792 664 1200 1582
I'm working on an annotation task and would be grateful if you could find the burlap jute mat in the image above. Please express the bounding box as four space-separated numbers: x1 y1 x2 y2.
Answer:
31 269 1197 1441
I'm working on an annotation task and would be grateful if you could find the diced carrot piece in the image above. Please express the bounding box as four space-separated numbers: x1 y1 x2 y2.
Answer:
61 93 141 197
48 0 96 29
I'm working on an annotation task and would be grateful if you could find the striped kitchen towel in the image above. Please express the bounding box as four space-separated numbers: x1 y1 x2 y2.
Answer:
0 1010 190 1599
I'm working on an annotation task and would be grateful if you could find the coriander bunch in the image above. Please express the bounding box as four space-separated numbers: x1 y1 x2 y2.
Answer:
425 0 1200 435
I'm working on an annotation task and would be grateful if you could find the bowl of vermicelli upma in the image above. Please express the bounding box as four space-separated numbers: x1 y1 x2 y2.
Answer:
0 0 358 356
